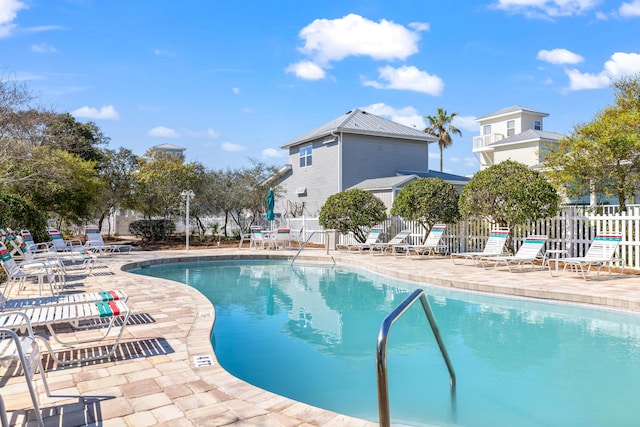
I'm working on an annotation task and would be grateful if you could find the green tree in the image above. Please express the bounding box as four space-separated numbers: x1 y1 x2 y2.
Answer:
132 148 200 223
92 147 139 234
424 108 462 172
319 189 387 243
459 160 559 251
10 147 103 226
544 75 640 212
42 113 108 162
390 178 460 241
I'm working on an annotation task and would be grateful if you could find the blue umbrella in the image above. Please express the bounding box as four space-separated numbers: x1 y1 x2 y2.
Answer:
266 188 275 221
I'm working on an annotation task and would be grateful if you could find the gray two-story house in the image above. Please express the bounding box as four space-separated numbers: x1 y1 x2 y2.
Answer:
276 109 443 216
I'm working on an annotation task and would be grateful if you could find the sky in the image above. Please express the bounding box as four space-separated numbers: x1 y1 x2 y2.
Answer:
1 0 640 178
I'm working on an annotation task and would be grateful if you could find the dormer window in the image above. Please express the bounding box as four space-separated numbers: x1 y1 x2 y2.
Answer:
534 120 542 131
299 144 312 168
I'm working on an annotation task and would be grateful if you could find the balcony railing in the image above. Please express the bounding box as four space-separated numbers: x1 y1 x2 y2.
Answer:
472 133 504 151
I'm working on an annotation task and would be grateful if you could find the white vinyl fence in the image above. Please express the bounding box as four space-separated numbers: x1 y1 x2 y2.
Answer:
283 205 640 270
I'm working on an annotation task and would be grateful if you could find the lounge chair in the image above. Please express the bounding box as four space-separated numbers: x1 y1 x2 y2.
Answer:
0 243 63 297
451 227 510 265
560 233 624 280
0 296 131 365
46 228 84 252
85 225 132 254
1 289 128 310
370 229 412 255
11 230 102 278
0 311 51 426
480 235 548 271
392 224 448 257
336 227 383 253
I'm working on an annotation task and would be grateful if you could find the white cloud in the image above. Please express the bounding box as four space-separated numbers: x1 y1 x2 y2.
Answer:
232 87 240 94
285 61 326 80
453 115 479 132
287 14 428 80
620 0 640 16
298 14 423 65
363 65 444 95
207 128 220 138
0 0 26 38
72 105 119 120
537 48 584 64
149 126 180 138
492 0 600 18
31 43 57 53
566 52 640 90
262 148 284 158
221 141 246 152
361 103 426 130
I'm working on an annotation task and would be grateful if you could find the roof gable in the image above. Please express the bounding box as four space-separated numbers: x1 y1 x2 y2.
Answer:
476 105 549 122
281 109 437 149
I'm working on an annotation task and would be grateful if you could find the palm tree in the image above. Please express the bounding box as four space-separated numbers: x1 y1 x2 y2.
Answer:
424 108 462 172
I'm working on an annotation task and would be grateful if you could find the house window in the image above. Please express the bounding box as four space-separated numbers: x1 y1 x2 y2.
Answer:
507 120 515 137
483 125 491 135
299 144 312 168
534 120 542 131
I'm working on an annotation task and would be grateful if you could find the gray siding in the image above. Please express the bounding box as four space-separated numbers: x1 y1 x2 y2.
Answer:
341 134 429 189
280 139 340 216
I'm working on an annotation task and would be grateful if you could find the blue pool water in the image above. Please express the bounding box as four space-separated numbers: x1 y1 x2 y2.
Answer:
132 260 640 426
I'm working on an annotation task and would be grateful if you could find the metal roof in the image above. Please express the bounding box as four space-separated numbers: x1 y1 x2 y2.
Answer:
348 175 419 191
396 169 471 182
152 143 186 151
476 105 549 122
281 109 437 149
488 129 564 147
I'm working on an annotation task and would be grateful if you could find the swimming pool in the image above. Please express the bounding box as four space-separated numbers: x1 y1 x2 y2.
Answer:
133 260 640 426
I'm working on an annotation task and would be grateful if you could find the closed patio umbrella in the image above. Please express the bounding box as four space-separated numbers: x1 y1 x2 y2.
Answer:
266 188 275 223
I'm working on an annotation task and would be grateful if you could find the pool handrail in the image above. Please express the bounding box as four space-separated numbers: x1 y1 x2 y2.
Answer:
291 230 334 266
376 288 456 427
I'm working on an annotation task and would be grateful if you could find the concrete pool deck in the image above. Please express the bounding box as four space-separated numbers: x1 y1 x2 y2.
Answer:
3 247 640 426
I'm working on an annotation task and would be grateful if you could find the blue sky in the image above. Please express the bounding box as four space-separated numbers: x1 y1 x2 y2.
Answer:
2 0 640 177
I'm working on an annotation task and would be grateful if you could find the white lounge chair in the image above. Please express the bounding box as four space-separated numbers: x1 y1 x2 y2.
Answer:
0 311 51 426
480 235 548 271
19 230 104 276
1 289 128 310
46 228 84 252
0 297 130 365
392 224 448 257
85 225 132 254
371 229 412 255
451 227 510 265
560 233 624 280
336 227 383 253
0 243 63 297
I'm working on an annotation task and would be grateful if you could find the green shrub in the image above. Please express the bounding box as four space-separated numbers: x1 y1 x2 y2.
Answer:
319 188 387 243
0 193 48 242
129 219 176 241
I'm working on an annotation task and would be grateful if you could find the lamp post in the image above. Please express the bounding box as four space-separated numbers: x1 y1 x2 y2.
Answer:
180 190 195 251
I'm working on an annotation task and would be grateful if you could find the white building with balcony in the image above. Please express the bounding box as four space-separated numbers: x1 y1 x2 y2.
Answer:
472 106 564 170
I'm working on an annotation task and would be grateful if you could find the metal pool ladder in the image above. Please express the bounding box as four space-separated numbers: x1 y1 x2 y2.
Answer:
376 288 456 427
291 230 334 266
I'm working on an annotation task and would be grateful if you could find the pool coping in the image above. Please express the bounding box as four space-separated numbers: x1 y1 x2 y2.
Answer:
6 248 640 425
